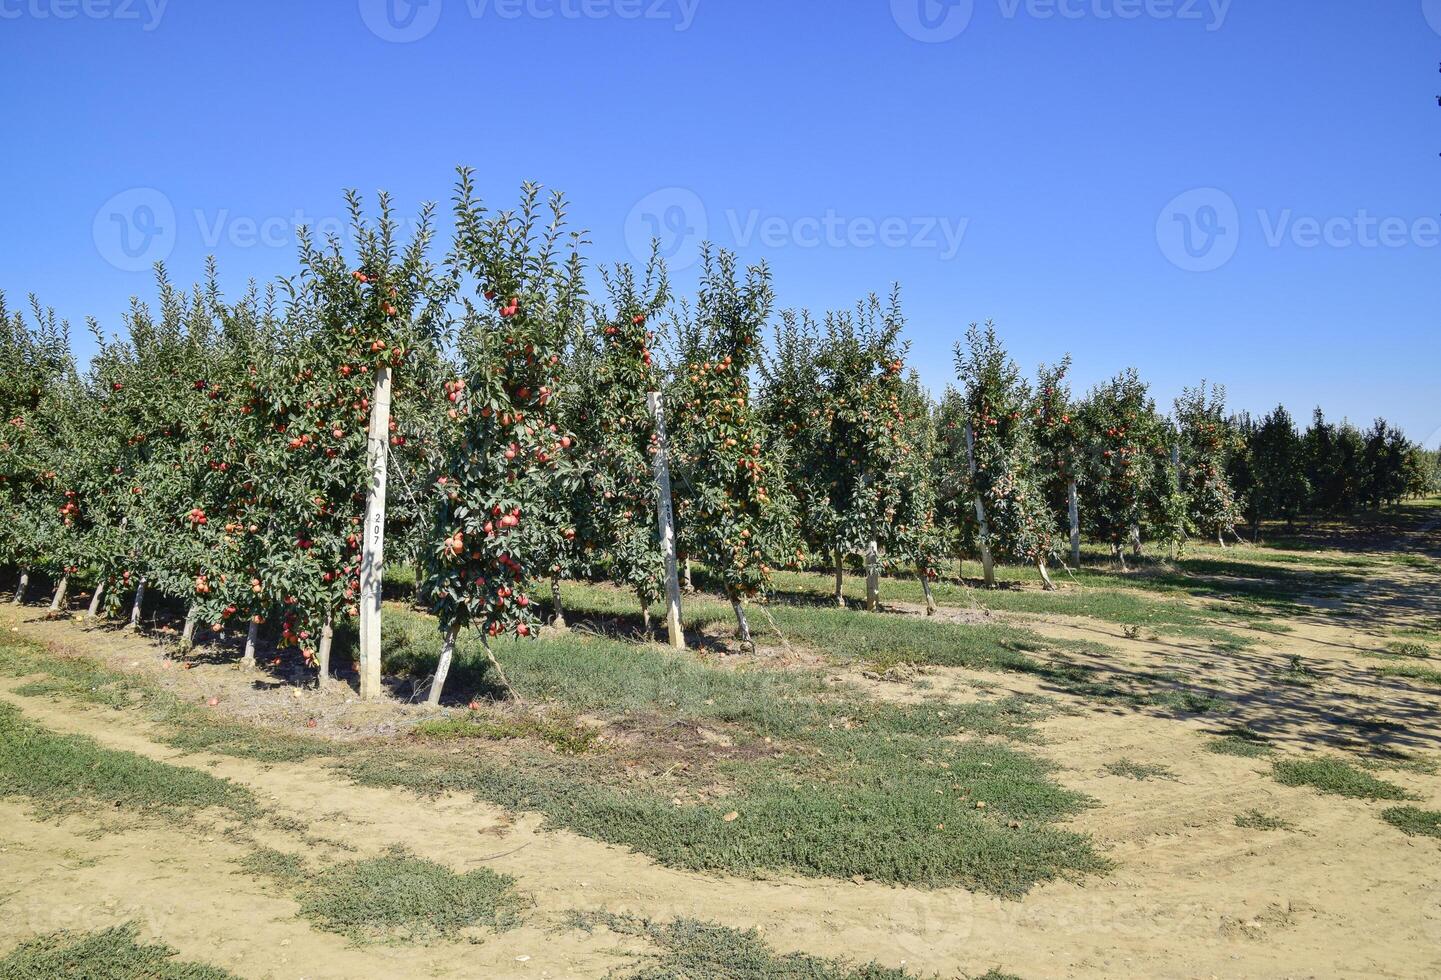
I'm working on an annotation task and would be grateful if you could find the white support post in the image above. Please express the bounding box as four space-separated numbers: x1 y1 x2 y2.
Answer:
360 365 393 700
646 391 685 651
965 424 996 588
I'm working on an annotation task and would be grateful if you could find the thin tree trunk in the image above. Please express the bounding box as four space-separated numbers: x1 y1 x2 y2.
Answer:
48 575 68 612
1218 530 1228 549
549 577 567 629
359 364 392 701
428 624 461 707
682 557 693 592
180 608 198 651
834 549 846 608
731 597 754 651
480 634 522 704
1037 557 1057 591
919 567 936 615
864 540 880 611
965 425 996 588
242 620 259 667
1067 478 1081 567
1129 524 1142 558
128 579 146 630
13 569 28 605
1113 541 1129 572
317 616 334 687
86 578 106 618
641 603 651 633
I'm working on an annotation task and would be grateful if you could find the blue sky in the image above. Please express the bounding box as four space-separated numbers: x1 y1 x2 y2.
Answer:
1 0 1437 445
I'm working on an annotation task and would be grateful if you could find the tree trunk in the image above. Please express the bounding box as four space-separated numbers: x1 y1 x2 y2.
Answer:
682 557 693 592
86 578 106 618
358 364 393 701
1037 557 1057 591
641 603 651 633
1067 478 1081 568
965 425 996 588
128 579 146 630
242 620 259 667
480 634 522 703
549 577 567 629
48 575 68 612
428 624 461 707
12 569 28 605
646 391 685 651
317 617 334 687
180 608 198 651
1113 541 1129 572
919 568 936 615
864 540 880 611
834 549 846 607
1217 530 1228 549
1129 524 1142 558
731 597 754 651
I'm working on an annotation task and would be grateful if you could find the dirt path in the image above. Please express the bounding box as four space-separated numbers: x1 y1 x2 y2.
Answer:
4 589 1441 978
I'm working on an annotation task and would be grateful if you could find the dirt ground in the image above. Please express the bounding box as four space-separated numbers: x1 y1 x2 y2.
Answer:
1 545 1439 979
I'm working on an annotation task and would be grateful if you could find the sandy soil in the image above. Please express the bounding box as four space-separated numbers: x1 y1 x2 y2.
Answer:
1 547 1439 979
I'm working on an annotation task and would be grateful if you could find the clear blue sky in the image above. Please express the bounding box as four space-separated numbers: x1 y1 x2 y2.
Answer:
1 0 1436 446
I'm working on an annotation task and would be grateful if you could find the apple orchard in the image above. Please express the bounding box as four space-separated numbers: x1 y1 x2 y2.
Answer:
0 175 1431 704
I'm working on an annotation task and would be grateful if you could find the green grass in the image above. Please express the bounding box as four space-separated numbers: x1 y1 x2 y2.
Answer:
1370 662 1441 688
0 640 329 765
412 714 597 754
0 923 238 979
0 700 257 820
240 845 522 943
1380 807 1441 839
1234 809 1291 831
1383 641 1434 659
1206 732 1274 758
570 912 916 979
1103 759 1176 781
1271 758 1416 801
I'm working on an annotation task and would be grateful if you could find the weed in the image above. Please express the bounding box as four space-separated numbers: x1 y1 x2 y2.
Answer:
1271 758 1415 801
0 923 237 979
569 911 915 979
1235 809 1291 831
1380 807 1441 839
1103 759 1176 781
412 715 597 754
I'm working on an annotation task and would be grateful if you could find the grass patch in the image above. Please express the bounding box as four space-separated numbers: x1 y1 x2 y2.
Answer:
1276 655 1322 686
570 911 915 979
1206 731 1274 758
0 923 238 979
1234 809 1291 831
241 845 522 943
0 639 328 765
1380 807 1441 839
1103 759 1176 781
0 700 256 820
1384 641 1433 659
1271 758 1415 801
1370 662 1441 688
412 715 597 755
